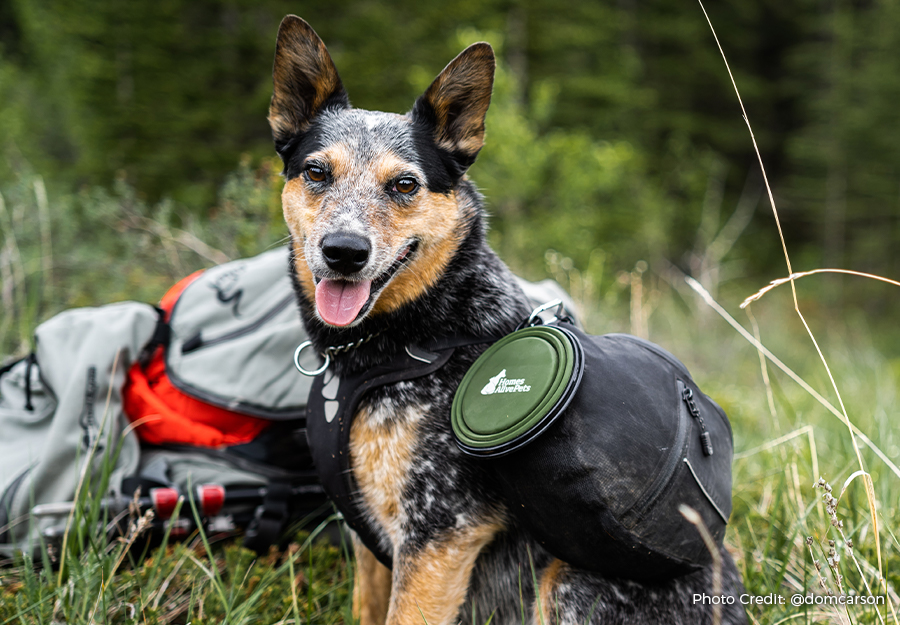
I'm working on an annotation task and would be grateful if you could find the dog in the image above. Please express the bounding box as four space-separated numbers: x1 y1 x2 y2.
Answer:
268 15 748 625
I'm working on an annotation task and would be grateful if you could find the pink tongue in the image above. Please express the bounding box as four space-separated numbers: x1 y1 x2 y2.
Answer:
315 279 372 326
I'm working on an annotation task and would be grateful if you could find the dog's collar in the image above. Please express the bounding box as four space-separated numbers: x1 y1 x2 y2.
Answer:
294 331 382 376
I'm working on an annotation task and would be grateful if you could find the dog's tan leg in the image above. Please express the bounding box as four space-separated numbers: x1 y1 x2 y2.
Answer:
353 537 392 625
534 559 567 625
385 521 502 625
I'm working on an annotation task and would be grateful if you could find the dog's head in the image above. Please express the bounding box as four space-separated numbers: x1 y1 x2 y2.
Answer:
269 16 494 328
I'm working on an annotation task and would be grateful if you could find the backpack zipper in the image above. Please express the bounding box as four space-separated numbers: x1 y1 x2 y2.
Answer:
629 380 692 519
181 293 295 354
681 386 714 456
0 463 37 541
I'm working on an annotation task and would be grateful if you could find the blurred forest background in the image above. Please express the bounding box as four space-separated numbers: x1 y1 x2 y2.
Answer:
1 0 899 350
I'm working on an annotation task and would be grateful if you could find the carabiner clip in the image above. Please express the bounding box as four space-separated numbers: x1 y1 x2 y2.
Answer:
526 299 565 327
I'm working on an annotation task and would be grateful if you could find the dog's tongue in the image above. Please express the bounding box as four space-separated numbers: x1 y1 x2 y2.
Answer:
315 279 372 326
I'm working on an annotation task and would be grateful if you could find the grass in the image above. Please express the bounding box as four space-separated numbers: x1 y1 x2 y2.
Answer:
2 154 900 623
0 523 352 624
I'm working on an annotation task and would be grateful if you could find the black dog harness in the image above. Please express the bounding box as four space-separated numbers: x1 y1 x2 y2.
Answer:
304 336 497 568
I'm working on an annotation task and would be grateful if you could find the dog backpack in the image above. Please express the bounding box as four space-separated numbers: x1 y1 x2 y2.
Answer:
450 315 734 581
0 248 328 557
121 247 327 550
0 302 154 557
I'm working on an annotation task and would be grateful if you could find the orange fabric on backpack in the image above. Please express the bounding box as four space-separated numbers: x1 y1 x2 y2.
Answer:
123 269 271 448
159 269 204 320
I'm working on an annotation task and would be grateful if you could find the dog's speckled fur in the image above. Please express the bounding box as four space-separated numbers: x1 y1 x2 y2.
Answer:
269 15 748 625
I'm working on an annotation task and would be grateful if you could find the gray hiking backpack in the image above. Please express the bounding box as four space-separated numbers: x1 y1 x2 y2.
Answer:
0 248 321 557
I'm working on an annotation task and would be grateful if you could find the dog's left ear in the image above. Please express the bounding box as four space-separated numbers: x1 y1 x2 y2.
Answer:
412 42 495 175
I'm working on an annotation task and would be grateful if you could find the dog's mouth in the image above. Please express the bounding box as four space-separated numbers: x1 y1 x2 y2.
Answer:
313 240 419 327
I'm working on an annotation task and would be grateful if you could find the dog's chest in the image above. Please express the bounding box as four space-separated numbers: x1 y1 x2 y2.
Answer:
348 394 429 545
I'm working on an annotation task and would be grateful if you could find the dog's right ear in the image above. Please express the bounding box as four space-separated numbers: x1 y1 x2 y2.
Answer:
268 16 349 156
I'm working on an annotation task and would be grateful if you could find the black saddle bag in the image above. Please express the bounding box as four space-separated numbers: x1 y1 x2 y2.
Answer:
451 320 733 581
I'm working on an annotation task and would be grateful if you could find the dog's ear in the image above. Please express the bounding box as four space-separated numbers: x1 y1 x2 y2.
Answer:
412 42 495 175
269 16 349 156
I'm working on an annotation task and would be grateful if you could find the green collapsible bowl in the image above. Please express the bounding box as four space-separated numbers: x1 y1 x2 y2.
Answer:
451 325 584 457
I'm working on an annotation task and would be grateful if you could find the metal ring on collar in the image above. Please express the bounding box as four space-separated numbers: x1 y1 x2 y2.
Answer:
293 341 330 376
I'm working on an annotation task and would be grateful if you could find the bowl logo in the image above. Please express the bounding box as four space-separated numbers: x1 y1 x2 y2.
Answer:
480 369 531 395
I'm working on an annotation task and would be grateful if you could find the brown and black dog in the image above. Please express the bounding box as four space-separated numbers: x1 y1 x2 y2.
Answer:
268 15 747 625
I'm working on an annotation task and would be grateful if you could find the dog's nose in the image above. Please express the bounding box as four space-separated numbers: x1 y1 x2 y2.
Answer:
321 233 371 274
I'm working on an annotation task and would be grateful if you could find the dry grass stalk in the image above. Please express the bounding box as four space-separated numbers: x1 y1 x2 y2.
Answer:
685 277 900 481
743 304 778 427
57 348 121 586
695 3 892 613
680 505 722 625
34 176 53 302
741 268 900 309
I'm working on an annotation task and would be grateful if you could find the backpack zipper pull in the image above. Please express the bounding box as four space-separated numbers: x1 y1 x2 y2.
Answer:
682 386 714 456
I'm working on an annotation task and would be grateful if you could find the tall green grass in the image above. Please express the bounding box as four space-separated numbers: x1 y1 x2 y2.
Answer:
1 513 351 624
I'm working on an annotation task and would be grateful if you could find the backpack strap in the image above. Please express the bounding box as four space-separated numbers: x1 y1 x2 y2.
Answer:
23 353 37 411
305 335 499 568
243 478 295 553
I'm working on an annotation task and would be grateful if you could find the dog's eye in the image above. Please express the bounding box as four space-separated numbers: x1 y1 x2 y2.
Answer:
305 164 327 183
394 178 418 194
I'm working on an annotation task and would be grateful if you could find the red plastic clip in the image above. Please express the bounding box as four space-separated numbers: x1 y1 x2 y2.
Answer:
197 484 226 517
150 487 179 520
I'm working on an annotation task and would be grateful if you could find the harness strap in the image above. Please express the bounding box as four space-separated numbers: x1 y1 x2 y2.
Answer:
305 334 499 568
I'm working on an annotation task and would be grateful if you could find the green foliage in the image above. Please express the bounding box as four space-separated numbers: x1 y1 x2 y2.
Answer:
474 59 680 279
0 157 286 357
2 0 900 281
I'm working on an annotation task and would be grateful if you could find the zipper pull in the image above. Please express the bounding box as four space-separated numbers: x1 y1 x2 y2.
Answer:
699 432 713 457
682 386 714 457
